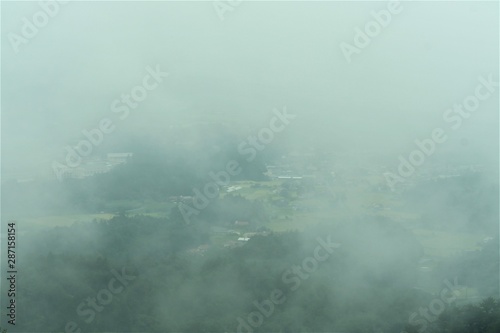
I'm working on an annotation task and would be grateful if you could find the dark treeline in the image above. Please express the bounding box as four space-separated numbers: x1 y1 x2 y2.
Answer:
2 136 271 216
9 212 500 333
2 139 498 333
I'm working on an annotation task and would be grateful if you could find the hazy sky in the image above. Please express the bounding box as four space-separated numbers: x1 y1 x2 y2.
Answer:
2 1 498 179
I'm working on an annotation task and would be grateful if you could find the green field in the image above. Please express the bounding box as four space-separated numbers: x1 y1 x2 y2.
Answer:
6 179 488 261
226 179 488 260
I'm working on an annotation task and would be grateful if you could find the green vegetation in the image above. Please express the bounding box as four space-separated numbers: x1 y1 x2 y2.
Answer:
11 212 499 332
2 145 498 332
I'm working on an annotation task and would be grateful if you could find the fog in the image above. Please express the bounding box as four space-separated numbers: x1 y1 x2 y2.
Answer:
1 1 499 333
